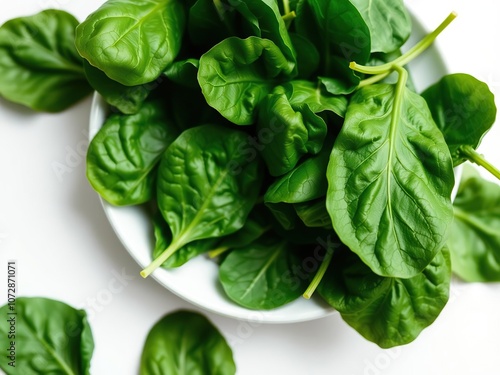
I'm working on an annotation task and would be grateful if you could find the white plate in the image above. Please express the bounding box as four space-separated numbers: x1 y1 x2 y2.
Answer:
88 15 458 324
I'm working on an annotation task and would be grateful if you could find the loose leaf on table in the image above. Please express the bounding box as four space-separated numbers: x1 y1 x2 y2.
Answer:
257 85 327 176
87 101 180 206
142 124 262 277
448 165 500 282
350 0 411 53
295 0 371 94
0 297 94 375
0 10 91 112
76 0 186 86
421 73 497 167
140 310 235 375
198 36 296 125
84 60 153 114
219 236 308 309
318 246 451 348
327 82 454 278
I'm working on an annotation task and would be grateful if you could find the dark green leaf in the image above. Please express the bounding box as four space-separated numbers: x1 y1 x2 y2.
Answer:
449 165 500 282
294 198 332 229
76 0 186 86
219 236 307 309
289 33 320 79
87 101 180 206
421 73 497 167
318 246 451 348
286 80 347 116
327 83 454 278
164 58 199 88
350 0 411 53
198 36 295 125
0 10 91 112
0 297 94 375
140 310 235 375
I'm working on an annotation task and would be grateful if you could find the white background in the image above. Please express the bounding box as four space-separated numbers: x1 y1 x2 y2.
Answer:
1 1 500 374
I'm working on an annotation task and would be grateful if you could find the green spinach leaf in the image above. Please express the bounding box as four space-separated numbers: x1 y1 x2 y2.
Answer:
0 10 91 112
327 81 454 278
164 58 199 88
350 0 411 53
219 236 307 309
294 198 332 229
318 246 451 348
198 36 295 125
87 101 180 206
140 310 235 375
76 0 186 86
448 165 500 282
0 297 94 375
142 124 262 277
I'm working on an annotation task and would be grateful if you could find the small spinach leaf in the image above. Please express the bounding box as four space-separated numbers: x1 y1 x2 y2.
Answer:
142 124 262 277
0 10 91 112
219 236 307 309
198 36 295 125
76 0 186 86
318 246 451 348
0 297 94 375
448 165 500 282
140 310 235 375
164 58 199 88
87 101 180 206
327 82 454 278
294 198 332 229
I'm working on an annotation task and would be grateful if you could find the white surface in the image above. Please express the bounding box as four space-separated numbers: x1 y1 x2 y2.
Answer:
1 1 500 374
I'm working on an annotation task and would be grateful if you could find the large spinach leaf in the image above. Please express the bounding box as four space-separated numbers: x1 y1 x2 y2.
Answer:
76 0 186 86
0 10 91 112
198 36 295 125
295 0 371 94
141 124 262 277
318 246 451 348
448 165 500 282
87 101 180 206
140 310 235 375
421 73 497 166
0 297 94 375
219 236 307 309
350 0 411 53
327 81 454 278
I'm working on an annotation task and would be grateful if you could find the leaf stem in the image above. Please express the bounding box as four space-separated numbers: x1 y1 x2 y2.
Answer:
303 248 335 299
283 0 291 15
208 246 230 259
282 11 296 24
350 12 457 76
459 145 500 181
141 240 181 278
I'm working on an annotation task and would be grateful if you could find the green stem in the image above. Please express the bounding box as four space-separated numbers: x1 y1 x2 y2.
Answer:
351 12 457 75
282 11 296 24
141 240 182 278
208 246 230 259
460 145 500 181
358 71 391 87
283 0 291 15
303 248 335 300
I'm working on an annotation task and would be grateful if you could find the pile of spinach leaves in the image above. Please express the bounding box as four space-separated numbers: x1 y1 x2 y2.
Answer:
1 0 500 349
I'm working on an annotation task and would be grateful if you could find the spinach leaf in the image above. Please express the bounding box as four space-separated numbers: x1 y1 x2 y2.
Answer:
140 310 235 375
286 80 347 116
294 198 332 229
84 60 153 114
257 85 327 176
327 81 454 278
296 0 371 94
318 246 451 348
152 212 220 268
164 58 199 88
87 101 180 206
0 297 94 375
142 124 262 277
421 73 497 167
0 10 91 112
289 33 320 79
219 236 307 309
76 0 186 86
350 0 411 53
448 165 500 282
197 36 295 125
